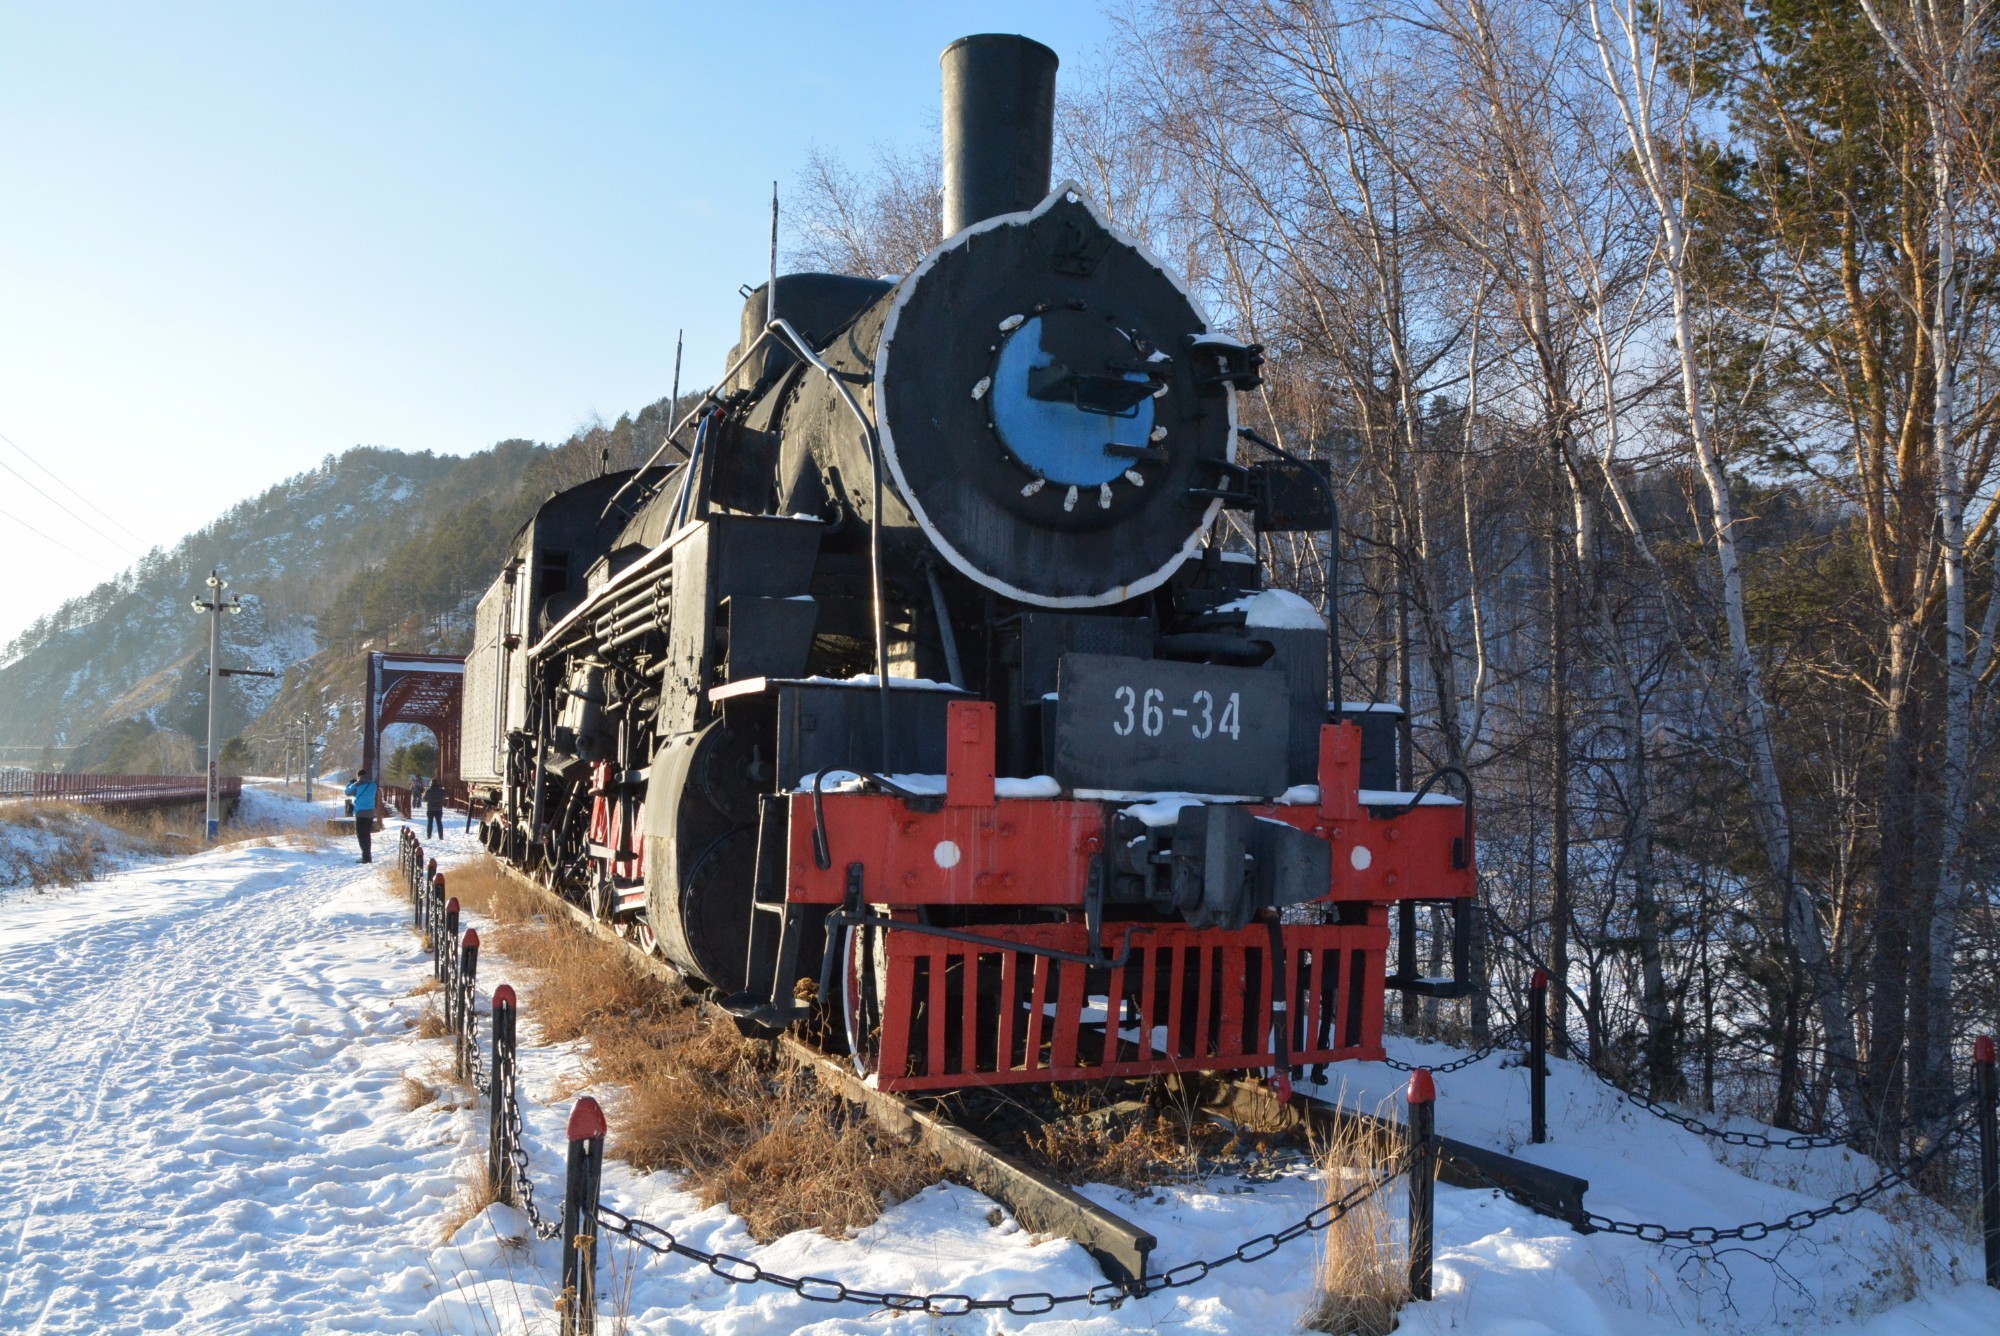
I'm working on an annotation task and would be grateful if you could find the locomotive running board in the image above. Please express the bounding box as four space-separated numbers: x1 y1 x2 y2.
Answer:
1189 1074 1592 1230
778 1035 1158 1286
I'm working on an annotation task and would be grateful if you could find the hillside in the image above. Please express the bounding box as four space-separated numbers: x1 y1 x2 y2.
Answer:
0 396 682 773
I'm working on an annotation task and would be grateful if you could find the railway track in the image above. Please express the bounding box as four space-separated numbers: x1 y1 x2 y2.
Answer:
475 850 1589 1280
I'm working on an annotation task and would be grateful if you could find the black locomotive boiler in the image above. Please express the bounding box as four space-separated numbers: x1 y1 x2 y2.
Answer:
460 34 1475 1092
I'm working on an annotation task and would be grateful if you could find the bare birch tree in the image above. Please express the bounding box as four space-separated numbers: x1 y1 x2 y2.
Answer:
1584 0 1865 1126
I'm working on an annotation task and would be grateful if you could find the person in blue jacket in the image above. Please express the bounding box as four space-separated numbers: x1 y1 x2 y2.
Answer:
345 768 379 863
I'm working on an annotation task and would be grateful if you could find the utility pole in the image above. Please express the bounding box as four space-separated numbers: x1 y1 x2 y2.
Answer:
190 569 243 842
301 711 316 802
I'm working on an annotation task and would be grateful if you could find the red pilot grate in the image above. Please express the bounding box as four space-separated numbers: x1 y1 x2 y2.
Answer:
867 918 1389 1092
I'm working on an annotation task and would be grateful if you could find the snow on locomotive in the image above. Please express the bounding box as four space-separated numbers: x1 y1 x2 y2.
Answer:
460 34 1475 1092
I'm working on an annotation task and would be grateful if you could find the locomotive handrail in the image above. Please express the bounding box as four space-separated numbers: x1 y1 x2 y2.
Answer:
592 314 895 768
765 315 893 768
1379 765 1475 871
666 411 714 533
598 326 783 524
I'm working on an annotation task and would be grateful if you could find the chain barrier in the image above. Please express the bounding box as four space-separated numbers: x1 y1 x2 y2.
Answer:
386 829 1998 1311
504 1092 564 1240
395 823 1418 1303
466 1022 491 1096
1474 907 1859 1151
593 1162 1404 1316
1461 1099 1977 1246
1551 1023 1856 1151
1380 1022 1520 1074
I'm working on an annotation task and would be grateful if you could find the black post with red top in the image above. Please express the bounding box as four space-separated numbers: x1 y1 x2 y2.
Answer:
489 984 517 1200
559 1096 606 1336
1407 1068 1436 1301
455 929 479 1079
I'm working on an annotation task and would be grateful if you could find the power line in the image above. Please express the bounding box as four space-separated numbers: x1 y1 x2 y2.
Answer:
0 427 148 547
0 455 140 559
0 503 118 572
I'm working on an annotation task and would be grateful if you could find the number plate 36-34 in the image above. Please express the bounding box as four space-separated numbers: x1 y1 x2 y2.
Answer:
1052 652 1290 796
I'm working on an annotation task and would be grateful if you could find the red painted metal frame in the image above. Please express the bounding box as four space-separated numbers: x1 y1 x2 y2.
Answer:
787 700 1474 1092
585 761 645 885
788 795 1103 907
786 713 1475 909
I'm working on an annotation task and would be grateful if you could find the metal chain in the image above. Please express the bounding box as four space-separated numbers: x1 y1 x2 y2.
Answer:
1551 1022 1855 1150
1459 1103 1974 1246
591 1163 1404 1316
1380 1022 1519 1074
464 1019 490 1096
503 1098 564 1240
459 977 486 1094
1475 913 1857 1151
397 845 544 1235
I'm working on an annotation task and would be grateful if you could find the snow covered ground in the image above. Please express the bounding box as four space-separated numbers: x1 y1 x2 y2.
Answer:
2 788 1995 1334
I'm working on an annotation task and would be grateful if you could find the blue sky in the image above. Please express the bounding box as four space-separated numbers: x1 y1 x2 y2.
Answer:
0 1 1127 646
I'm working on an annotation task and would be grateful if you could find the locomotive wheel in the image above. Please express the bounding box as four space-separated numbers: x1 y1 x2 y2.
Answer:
841 922 890 1077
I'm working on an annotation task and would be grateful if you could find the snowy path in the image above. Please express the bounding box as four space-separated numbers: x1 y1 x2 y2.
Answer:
2 795 1996 1333
0 824 473 1334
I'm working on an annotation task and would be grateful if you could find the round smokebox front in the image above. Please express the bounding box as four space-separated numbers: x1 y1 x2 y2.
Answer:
874 191 1237 607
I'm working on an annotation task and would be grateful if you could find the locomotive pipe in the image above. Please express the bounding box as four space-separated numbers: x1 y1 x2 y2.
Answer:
941 34 1058 237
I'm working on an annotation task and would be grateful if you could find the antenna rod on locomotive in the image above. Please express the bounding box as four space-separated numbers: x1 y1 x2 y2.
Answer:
601 193 778 526
664 329 682 450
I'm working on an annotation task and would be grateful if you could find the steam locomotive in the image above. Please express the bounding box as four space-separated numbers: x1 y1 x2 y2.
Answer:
460 34 1475 1092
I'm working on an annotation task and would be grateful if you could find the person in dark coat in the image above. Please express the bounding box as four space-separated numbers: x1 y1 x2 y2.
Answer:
344 769 378 863
424 778 447 839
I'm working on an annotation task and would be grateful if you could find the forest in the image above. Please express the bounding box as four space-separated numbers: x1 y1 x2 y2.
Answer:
317 402 686 656
794 0 1999 1157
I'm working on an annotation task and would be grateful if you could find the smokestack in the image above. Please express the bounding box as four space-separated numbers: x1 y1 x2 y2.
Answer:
940 34 1058 238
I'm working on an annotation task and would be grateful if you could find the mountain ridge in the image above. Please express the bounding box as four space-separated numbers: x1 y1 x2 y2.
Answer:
1 397 681 772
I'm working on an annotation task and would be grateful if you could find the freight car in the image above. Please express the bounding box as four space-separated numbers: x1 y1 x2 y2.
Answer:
460 33 1476 1092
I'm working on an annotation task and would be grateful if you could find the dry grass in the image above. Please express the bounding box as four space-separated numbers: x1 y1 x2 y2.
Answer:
415 1005 450 1040
439 1162 504 1243
400 1074 439 1111
1023 1084 1289 1190
1303 1100 1411 1336
431 855 545 931
592 1009 938 1241
700 1070 940 1240
444 853 941 1242
1 797 333 893
1029 1102 1203 1189
0 804 132 888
